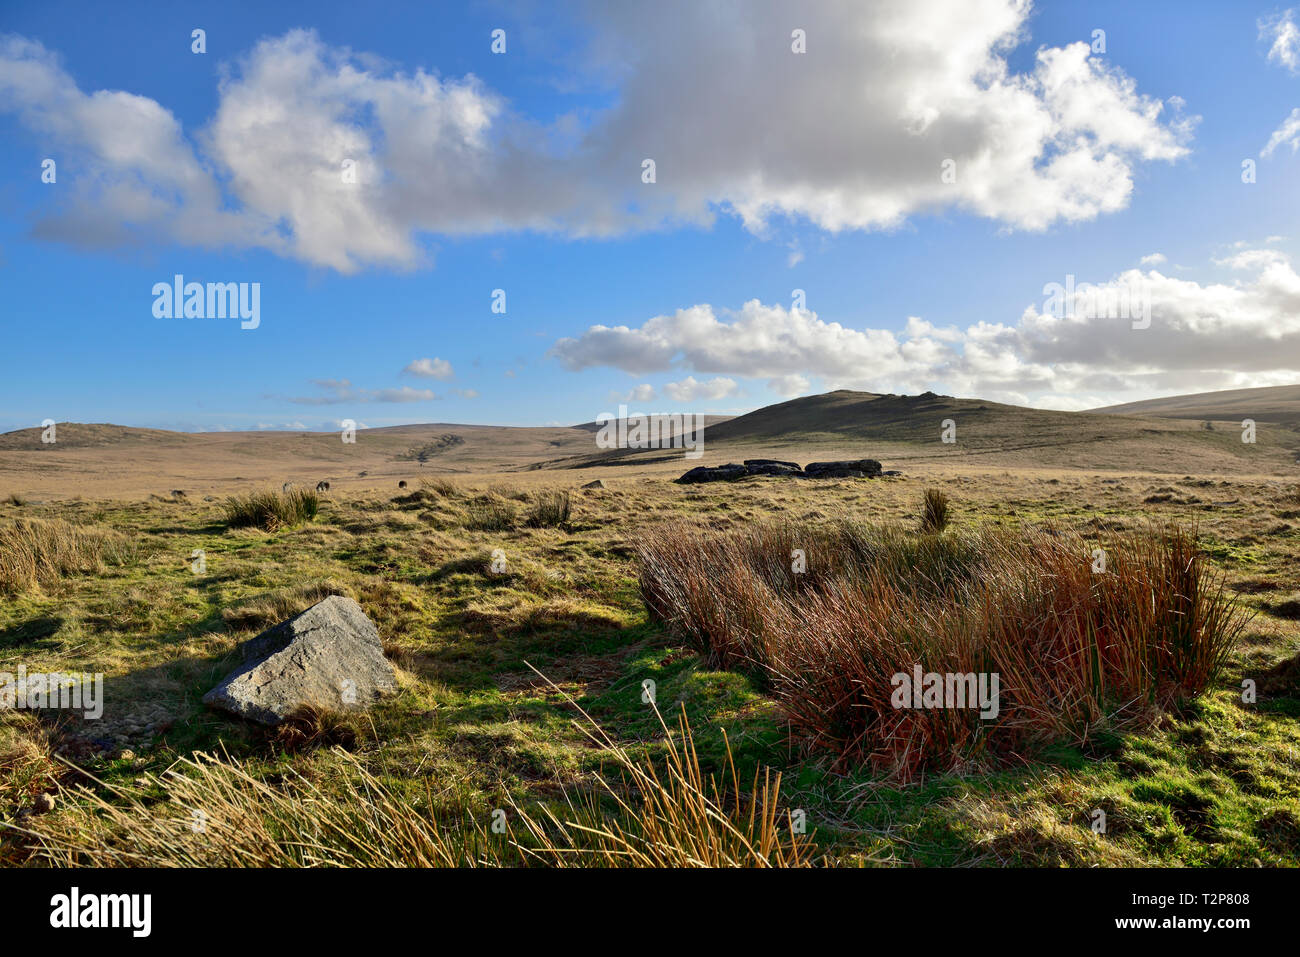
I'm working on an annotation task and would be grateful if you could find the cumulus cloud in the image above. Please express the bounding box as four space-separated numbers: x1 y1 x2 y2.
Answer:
663 376 739 401
1261 10 1300 73
611 383 657 403
553 300 923 384
1263 108 1300 157
1139 252 1167 265
0 2 1194 270
766 374 812 397
403 357 454 379
0 35 280 253
552 252 1300 408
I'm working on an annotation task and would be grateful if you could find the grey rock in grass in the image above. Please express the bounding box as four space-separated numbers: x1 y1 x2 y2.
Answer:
804 459 882 479
742 460 803 477
677 463 750 483
203 596 397 725
676 457 886 483
581 479 606 489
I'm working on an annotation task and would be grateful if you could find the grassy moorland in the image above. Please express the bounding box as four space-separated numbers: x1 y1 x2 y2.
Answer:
1 464 1299 866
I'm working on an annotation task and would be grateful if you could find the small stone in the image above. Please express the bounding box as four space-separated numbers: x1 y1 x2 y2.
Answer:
34 792 55 814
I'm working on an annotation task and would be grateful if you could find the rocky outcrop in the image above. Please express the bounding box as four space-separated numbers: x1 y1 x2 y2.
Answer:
678 463 750 483
203 596 397 725
676 457 885 483
742 459 803 476
804 459 882 479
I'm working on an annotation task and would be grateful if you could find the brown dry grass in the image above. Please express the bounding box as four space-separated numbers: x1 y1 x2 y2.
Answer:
638 514 1247 778
16 702 813 868
0 517 134 594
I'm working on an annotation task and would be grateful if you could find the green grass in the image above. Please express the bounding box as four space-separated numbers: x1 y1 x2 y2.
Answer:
2 473 1298 867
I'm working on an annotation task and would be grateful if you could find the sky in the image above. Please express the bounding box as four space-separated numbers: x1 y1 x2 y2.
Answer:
2 0 1300 433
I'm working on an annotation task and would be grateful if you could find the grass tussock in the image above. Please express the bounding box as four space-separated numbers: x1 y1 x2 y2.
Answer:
637 511 1247 779
920 488 951 534
223 488 319 532
419 477 460 497
525 491 571 529
465 496 518 531
15 703 812 868
270 706 368 753
0 517 134 594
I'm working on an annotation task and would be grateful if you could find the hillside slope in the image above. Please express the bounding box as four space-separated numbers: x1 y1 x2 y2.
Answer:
5 388 1299 499
1091 384 1300 425
0 421 598 499
540 390 1300 474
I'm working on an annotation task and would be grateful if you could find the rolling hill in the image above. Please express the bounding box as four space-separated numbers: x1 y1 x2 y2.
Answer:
539 389 1300 474
1091 383 1300 425
3 387 1298 499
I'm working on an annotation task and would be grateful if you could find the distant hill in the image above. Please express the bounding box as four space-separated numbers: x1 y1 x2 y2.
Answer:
540 389 1300 473
4 390 1298 499
703 390 1120 447
1091 384 1300 425
0 423 191 451
0 420 601 499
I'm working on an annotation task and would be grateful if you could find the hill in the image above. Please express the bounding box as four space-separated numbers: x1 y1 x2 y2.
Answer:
3 389 1298 499
0 421 599 499
540 390 1300 474
1091 384 1300 425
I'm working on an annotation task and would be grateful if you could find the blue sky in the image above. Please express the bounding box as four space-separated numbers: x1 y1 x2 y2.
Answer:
2 0 1300 432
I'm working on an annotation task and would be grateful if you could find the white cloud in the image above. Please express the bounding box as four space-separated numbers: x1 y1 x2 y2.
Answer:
1215 247 1290 270
0 35 279 254
404 357 454 379
287 379 439 403
663 376 739 401
1261 10 1300 73
1139 252 1167 265
611 383 657 403
369 386 438 403
0 5 1194 270
767 374 812 397
1263 107 1300 157
552 251 1300 407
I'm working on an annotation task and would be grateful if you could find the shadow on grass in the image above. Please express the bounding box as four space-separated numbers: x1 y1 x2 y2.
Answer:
0 616 63 652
